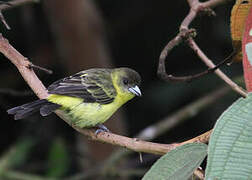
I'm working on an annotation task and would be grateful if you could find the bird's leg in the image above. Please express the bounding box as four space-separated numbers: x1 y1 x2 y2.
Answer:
95 124 110 135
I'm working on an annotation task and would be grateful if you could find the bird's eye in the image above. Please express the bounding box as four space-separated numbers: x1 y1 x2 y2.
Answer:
123 79 129 85
241 0 249 4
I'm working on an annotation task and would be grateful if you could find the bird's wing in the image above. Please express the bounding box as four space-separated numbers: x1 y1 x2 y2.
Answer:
47 69 116 104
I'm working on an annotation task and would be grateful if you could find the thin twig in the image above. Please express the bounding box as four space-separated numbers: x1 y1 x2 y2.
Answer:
28 63 53 74
157 29 196 80
201 0 232 9
0 11 10 29
0 1 11 29
0 34 48 98
179 129 212 145
187 38 247 97
157 0 247 98
161 51 234 82
181 0 228 31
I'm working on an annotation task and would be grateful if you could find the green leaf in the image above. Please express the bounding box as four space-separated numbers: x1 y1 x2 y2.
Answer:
46 138 69 178
206 93 252 180
0 138 34 174
142 143 207 180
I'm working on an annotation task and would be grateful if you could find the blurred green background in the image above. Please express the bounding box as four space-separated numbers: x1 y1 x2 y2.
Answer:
0 0 243 179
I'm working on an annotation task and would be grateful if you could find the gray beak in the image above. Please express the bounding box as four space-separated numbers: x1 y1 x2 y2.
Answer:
128 85 142 96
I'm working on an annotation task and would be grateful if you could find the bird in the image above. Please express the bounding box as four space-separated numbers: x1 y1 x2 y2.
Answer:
7 67 141 132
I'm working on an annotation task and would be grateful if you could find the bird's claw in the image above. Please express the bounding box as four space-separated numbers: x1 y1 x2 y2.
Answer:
95 124 110 135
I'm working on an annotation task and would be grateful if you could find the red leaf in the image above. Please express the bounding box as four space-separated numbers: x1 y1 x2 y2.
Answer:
242 6 252 91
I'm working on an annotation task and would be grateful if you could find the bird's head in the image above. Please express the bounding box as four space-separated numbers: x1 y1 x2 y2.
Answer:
112 68 141 98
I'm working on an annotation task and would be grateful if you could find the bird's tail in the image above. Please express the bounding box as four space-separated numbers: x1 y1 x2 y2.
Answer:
7 99 60 120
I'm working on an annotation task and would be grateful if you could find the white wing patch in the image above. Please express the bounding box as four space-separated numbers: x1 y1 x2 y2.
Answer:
245 42 252 66
249 28 252 36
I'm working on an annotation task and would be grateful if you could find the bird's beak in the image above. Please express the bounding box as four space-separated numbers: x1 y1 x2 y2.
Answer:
128 85 142 96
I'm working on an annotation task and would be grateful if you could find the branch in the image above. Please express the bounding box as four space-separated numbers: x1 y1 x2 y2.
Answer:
1 26 214 158
201 0 232 8
183 0 228 29
0 1 232 179
103 82 237 174
157 0 247 97
0 33 192 156
1 0 228 157
67 124 176 155
102 85 227 178
0 35 48 98
187 38 247 97
180 129 212 145
0 11 10 29
157 29 196 81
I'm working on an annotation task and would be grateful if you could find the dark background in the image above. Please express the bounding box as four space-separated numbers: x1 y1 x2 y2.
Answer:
0 0 243 179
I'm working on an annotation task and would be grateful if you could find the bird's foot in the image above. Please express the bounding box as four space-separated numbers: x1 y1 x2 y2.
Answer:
95 124 110 135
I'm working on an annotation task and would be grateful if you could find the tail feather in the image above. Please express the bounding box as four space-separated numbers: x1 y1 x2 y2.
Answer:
13 108 41 120
7 100 47 114
40 104 61 116
7 99 61 120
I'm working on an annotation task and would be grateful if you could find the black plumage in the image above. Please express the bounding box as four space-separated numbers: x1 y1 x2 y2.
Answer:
7 100 60 120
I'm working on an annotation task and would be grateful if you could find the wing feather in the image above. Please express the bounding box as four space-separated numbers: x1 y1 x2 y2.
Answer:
47 69 116 104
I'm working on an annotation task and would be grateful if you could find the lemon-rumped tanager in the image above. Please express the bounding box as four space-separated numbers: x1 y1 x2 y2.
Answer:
7 68 141 132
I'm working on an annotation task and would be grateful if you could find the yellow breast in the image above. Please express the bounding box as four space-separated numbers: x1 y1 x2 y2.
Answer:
47 93 134 128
